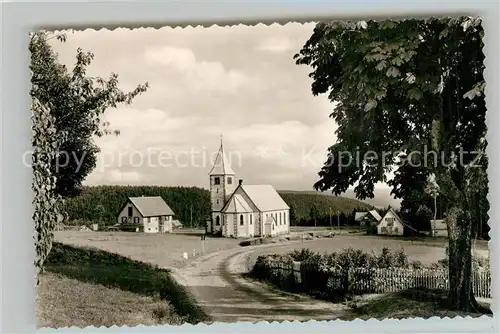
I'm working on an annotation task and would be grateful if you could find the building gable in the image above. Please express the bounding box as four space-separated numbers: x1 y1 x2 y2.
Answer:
221 193 253 213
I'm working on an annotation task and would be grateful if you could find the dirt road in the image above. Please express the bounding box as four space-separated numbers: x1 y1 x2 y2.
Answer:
170 242 348 323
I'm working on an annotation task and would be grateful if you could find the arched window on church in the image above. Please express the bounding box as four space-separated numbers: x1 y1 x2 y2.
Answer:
214 177 220 185
250 214 253 224
240 215 244 226
216 216 220 226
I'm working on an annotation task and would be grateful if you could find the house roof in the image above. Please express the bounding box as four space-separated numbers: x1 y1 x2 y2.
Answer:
172 219 183 227
128 196 175 217
355 210 382 222
221 194 253 213
240 184 290 211
354 212 368 221
209 138 235 176
368 210 382 221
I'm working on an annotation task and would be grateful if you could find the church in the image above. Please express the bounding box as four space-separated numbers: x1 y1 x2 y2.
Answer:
207 138 290 238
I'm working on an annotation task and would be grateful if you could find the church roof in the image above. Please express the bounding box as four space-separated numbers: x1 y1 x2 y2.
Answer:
221 194 253 213
240 185 289 212
209 138 235 175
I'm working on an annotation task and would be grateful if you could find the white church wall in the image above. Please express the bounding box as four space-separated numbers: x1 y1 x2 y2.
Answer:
212 212 223 233
263 210 289 236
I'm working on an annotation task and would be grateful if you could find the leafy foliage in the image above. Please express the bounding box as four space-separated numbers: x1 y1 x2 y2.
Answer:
32 98 66 272
31 32 148 273
294 17 486 203
294 16 488 310
30 32 149 198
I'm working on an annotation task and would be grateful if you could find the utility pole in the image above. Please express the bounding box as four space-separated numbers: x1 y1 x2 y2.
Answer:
190 204 193 228
329 207 332 229
337 211 340 228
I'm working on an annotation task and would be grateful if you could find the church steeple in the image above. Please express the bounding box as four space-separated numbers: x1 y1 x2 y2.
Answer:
208 136 237 234
209 135 235 176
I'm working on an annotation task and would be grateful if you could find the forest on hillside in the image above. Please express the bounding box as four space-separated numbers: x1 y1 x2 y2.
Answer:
62 186 374 228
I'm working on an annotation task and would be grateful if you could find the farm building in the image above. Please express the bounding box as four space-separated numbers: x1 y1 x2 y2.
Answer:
117 196 175 233
355 210 382 228
431 219 448 237
207 138 290 238
377 207 418 236
172 219 183 229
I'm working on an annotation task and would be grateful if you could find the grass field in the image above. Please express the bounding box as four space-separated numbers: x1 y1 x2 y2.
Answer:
54 231 241 269
37 242 209 328
341 288 491 320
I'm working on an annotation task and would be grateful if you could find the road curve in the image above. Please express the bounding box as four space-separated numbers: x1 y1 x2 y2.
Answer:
170 243 348 323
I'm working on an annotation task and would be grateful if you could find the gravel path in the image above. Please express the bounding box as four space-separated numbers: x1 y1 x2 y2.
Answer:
170 241 349 323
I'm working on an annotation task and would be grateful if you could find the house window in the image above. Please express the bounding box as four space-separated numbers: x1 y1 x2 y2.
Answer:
216 216 220 226
381 226 388 233
240 215 244 226
216 199 219 205
227 177 232 184
279 213 282 225
394 227 399 233
121 217 127 223
214 177 220 185
128 206 133 217
386 217 395 226
250 214 253 224
134 217 139 223
272 224 275 230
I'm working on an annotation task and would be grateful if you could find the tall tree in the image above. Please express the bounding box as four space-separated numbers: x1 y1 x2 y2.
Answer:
294 17 487 311
30 32 149 198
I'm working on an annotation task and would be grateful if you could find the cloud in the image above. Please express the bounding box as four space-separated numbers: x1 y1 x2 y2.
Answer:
256 36 294 53
51 24 392 196
143 46 248 93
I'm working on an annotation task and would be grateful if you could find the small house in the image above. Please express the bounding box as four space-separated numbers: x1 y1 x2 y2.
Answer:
377 207 417 236
172 219 183 229
355 210 382 228
117 196 175 233
431 219 448 237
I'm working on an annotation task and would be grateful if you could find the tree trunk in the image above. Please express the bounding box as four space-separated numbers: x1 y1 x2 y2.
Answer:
433 196 437 235
446 207 480 311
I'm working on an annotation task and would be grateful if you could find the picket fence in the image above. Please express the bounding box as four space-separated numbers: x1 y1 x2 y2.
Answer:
262 261 491 299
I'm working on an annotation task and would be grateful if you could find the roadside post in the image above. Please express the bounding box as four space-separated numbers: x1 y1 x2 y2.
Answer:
200 233 206 254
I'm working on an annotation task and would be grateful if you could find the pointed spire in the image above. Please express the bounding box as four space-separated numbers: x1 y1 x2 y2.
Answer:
209 136 235 175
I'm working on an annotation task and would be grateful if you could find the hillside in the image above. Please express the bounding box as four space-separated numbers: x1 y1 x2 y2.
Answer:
63 186 374 227
282 188 401 209
278 191 374 226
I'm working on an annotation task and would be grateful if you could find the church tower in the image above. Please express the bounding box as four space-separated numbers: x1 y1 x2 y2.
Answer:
208 136 237 233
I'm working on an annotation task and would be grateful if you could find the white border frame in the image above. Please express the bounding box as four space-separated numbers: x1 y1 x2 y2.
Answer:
1 1 498 333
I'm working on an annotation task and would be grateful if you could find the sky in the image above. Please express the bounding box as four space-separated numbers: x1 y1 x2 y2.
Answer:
49 22 396 203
